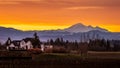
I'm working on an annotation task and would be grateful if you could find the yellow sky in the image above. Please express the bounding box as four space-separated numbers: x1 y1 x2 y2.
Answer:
0 0 120 32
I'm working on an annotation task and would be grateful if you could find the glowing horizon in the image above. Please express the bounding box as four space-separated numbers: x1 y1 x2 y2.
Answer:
0 0 120 32
0 24 69 31
0 23 120 32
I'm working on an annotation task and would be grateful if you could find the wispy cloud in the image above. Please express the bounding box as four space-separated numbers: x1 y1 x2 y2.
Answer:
65 6 104 10
0 0 120 8
0 2 19 4
0 0 42 4
0 0 42 1
0 0 119 12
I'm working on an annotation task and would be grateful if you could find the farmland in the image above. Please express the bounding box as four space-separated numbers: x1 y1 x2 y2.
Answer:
0 51 120 68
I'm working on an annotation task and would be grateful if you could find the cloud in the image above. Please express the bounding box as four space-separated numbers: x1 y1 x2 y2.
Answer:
65 6 104 10
0 0 42 4
38 0 120 7
0 0 120 9
0 1 19 4
0 0 42 1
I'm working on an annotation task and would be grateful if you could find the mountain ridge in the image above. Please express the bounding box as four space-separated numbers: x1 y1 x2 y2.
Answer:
0 23 109 33
0 23 119 43
63 23 109 33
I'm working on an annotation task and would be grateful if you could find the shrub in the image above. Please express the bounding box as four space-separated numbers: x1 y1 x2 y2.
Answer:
28 48 43 55
52 47 67 53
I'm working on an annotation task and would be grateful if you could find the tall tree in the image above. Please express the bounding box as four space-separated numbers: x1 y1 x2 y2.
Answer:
50 39 54 45
5 37 12 46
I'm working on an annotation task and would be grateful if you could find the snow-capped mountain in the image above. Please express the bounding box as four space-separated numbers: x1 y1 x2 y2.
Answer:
0 23 120 43
64 23 108 33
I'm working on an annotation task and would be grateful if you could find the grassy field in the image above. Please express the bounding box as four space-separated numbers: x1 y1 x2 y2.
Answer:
88 51 120 59
0 51 120 68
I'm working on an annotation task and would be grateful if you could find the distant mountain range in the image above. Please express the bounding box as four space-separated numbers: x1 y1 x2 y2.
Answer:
0 23 120 43
63 23 108 33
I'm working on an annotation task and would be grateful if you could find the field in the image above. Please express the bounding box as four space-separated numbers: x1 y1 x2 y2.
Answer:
0 51 120 68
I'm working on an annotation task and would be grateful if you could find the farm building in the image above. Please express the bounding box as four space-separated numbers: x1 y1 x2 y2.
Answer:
5 32 41 50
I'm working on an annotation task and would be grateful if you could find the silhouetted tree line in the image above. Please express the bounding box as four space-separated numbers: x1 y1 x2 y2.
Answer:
45 38 88 55
45 38 80 51
45 37 120 52
88 39 120 51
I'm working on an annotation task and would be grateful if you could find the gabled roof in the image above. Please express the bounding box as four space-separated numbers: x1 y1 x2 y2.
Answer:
23 38 41 47
23 38 34 43
11 40 21 46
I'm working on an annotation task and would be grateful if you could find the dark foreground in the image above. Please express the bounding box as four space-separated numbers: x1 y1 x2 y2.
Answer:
0 52 120 68
0 58 120 68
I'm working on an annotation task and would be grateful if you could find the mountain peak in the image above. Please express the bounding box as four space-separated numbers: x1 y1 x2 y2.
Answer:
71 23 86 27
64 23 109 33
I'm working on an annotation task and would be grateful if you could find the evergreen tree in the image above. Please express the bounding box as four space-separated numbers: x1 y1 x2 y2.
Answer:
55 38 60 45
5 37 12 46
33 32 41 48
34 32 39 39
106 40 110 51
50 39 54 45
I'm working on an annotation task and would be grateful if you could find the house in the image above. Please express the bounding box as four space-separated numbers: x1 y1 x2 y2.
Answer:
6 39 34 50
20 39 33 50
6 32 41 50
6 40 21 50
41 44 53 52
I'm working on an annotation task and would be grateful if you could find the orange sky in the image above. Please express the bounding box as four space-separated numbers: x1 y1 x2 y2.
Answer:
0 0 120 32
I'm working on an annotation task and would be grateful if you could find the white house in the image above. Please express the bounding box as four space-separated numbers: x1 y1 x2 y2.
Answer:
5 32 41 50
20 40 33 49
6 43 15 50
6 40 33 50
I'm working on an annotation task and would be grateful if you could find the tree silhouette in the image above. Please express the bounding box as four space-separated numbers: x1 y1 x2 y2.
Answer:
33 32 41 48
50 39 54 45
5 37 12 46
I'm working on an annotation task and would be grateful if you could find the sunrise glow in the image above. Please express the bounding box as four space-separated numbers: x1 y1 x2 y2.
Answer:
0 0 120 32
